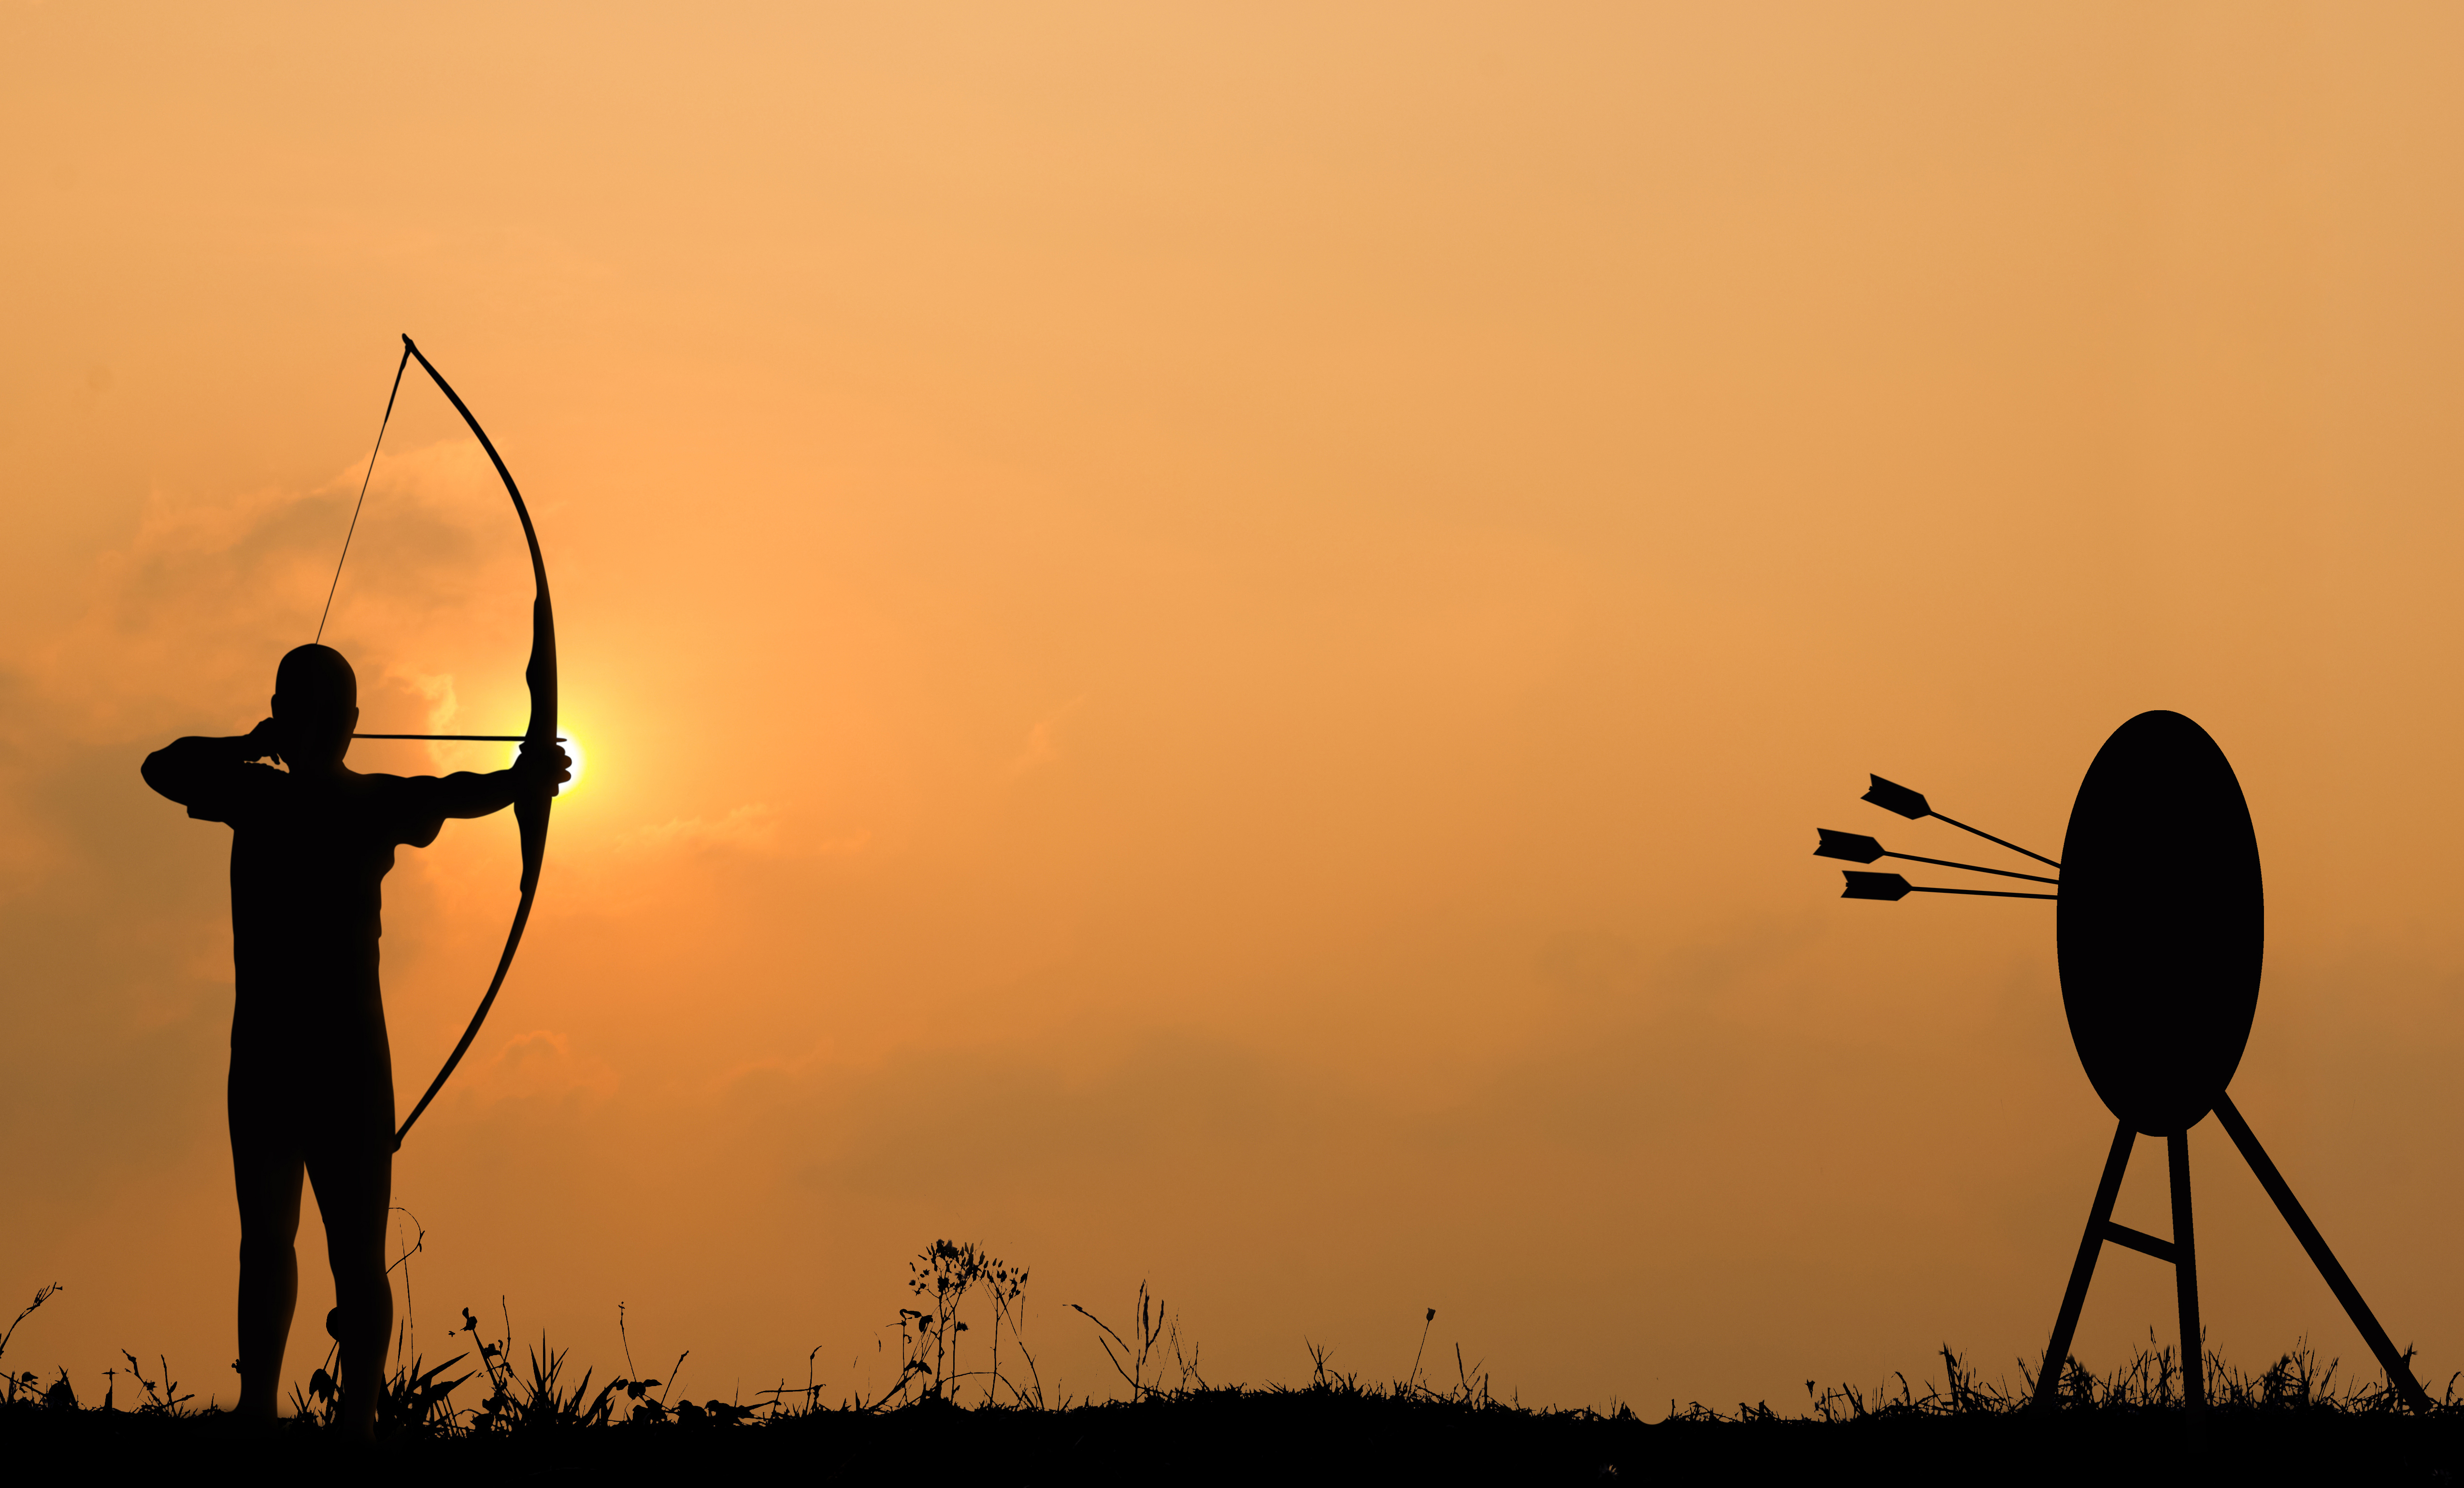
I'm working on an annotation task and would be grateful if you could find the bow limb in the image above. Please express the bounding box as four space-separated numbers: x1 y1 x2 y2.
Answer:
393 334 558 1149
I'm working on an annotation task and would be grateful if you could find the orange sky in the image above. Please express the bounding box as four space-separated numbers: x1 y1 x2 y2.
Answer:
5 2 2464 1414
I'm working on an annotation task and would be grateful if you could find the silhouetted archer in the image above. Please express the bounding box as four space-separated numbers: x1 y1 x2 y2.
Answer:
1818 710 2433 1415
141 337 570 1439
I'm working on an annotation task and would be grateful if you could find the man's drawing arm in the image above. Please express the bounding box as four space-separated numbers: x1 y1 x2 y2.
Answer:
142 721 281 813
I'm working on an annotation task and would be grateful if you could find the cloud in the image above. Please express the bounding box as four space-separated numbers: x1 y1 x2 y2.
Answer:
473 1028 618 1105
25 437 527 750
624 804 795 856
1006 695 1088 779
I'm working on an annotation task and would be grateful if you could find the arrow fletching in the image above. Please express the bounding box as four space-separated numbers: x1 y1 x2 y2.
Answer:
1815 829 1886 864
1861 775 1931 820
1841 872 1913 901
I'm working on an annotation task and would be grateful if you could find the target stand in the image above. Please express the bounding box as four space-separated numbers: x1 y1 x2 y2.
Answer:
1819 711 2432 1414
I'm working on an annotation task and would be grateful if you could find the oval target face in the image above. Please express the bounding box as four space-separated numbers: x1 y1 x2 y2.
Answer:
2056 711 2263 1135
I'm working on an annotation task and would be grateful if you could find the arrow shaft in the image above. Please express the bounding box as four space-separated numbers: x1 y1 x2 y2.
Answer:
1909 884 2057 901
352 733 564 742
1929 811 2061 870
1883 850 2058 886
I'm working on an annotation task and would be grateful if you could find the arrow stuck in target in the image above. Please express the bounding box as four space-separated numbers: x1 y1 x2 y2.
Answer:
1860 774 2060 868
1837 870 2056 902
1814 829 2059 885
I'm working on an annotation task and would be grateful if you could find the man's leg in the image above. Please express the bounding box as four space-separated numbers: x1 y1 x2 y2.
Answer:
230 1077 303 1421
307 1137 392 1440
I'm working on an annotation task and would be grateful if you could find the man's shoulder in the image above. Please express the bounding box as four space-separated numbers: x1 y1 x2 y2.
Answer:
355 771 452 845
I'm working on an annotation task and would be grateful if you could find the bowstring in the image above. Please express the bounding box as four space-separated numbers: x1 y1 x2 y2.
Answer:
315 343 415 644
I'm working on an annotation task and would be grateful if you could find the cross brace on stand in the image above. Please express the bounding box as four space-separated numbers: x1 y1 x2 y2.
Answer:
2030 1091 2433 1413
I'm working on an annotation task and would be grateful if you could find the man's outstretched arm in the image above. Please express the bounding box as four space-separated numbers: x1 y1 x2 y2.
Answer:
142 720 281 807
432 741 571 819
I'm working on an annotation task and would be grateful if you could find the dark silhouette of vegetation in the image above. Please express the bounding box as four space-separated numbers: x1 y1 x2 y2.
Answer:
6 1242 2459 1483
866 1239 1040 1410
0 1284 63 1407
1072 1279 1205 1401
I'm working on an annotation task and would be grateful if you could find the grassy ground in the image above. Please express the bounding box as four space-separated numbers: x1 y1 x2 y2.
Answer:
4 1385 2461 1485
7 1249 2457 1483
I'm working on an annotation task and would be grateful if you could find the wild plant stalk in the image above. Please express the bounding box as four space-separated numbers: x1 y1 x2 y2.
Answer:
0 1283 62 1405
1071 1280 1203 1402
1071 1285 1160 1401
990 1269 1045 1408
607 1302 681 1422
755 1344 827 1415
113 1351 195 1415
865 1240 1041 1412
388 1207 424 1369
983 1255 1034 1408
1450 1343 1493 1406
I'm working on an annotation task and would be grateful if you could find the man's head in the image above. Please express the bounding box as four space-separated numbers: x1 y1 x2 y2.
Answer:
271 644 359 765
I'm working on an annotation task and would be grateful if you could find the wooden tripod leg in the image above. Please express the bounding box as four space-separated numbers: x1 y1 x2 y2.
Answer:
2212 1092 2434 1415
2032 1120 2136 1408
2168 1130 2205 1410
